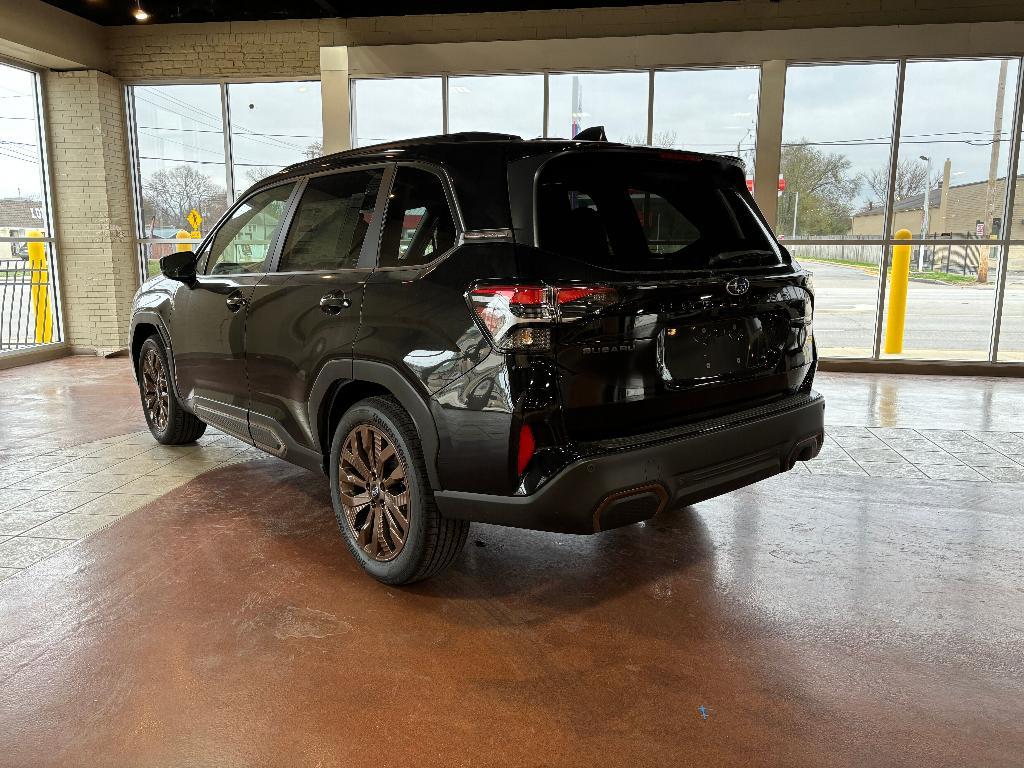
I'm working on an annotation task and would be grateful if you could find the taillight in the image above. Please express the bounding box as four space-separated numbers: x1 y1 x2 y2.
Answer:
467 283 617 351
516 423 536 476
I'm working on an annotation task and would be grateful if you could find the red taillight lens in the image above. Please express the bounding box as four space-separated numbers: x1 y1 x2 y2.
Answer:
555 286 618 305
467 283 617 351
516 423 536 476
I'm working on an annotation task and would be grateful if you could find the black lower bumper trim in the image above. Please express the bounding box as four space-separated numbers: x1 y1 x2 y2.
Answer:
434 392 825 534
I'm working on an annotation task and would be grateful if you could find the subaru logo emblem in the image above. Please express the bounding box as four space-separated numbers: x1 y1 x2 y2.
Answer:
725 277 750 296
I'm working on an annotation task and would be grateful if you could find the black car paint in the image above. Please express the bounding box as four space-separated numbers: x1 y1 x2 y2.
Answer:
130 134 823 533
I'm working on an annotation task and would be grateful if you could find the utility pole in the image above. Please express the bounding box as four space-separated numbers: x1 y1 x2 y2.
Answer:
571 75 582 138
919 155 932 271
791 191 799 238
980 59 1008 284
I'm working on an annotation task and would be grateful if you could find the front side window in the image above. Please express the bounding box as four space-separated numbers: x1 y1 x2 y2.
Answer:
278 169 384 272
538 153 779 271
378 167 457 268
205 184 295 275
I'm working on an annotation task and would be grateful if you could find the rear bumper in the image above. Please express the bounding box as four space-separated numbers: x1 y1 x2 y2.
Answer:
434 392 825 534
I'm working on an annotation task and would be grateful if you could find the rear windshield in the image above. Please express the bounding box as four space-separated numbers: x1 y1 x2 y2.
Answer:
536 153 782 271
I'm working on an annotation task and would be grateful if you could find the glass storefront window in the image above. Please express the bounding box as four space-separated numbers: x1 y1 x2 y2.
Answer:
780 62 899 239
447 74 544 138
0 61 61 351
228 81 323 191
547 71 648 143
780 62 899 359
133 84 228 239
351 78 443 147
652 67 760 168
894 59 1019 242
880 58 1020 361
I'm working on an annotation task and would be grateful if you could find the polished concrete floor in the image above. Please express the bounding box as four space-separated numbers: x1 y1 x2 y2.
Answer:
0 358 1022 767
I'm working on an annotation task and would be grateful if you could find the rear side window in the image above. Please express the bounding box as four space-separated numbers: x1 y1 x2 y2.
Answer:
537 153 780 271
205 184 295 275
278 169 384 272
378 166 457 268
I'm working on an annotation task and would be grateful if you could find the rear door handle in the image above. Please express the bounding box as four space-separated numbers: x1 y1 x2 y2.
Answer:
320 292 352 315
225 293 249 312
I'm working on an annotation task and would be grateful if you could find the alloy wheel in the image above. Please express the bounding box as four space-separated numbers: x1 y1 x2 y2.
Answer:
141 347 170 432
338 424 411 562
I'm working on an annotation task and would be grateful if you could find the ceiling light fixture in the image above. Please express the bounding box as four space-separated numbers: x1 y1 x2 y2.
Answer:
133 2 150 21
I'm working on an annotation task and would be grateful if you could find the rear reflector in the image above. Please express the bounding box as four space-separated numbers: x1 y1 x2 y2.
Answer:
517 424 536 476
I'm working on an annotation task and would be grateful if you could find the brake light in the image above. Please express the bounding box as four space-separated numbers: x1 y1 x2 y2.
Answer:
516 423 536 475
468 283 617 351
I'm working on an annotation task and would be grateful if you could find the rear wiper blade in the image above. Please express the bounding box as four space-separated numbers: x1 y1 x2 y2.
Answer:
708 249 779 267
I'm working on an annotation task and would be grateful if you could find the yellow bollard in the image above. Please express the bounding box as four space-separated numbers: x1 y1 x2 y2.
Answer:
26 229 52 344
884 229 913 354
175 229 193 252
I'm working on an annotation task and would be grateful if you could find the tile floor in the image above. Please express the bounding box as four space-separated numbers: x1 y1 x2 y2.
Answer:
0 428 258 581
2 418 1022 584
800 425 1024 480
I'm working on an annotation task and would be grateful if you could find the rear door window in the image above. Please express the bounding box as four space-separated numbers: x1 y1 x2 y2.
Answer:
278 168 384 272
378 166 457 268
537 153 781 271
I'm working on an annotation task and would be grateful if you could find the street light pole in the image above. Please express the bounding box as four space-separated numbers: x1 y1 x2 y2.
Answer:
791 190 799 238
919 155 932 272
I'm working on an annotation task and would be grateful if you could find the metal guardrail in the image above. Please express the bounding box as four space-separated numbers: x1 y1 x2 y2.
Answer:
0 256 62 351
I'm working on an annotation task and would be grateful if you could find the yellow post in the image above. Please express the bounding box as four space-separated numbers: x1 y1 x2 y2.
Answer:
26 229 52 344
884 229 913 354
175 229 193 252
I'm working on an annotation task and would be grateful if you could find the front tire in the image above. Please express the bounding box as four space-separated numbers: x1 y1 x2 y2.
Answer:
137 335 206 445
329 396 468 584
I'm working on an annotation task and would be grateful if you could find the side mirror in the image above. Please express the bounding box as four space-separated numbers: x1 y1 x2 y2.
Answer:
160 250 198 282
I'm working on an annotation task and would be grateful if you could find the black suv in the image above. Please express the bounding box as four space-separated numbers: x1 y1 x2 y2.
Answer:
130 132 824 584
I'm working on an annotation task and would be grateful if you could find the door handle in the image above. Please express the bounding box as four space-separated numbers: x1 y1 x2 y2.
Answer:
319 292 352 315
225 293 249 312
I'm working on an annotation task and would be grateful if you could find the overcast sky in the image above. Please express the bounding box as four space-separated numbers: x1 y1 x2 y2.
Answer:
1 58 1020 230
0 63 45 205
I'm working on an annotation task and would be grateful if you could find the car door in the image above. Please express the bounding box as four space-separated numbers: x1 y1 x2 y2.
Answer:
243 165 391 466
168 181 297 443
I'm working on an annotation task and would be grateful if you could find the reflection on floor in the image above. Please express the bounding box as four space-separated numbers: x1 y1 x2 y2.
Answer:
0 428 255 580
0 357 1022 767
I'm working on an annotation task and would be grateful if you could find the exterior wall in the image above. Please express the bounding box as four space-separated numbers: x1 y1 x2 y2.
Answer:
45 70 137 355
106 0 1024 81
851 178 1024 238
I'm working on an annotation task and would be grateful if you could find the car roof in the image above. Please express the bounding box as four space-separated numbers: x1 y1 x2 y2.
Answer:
265 132 744 181
249 132 745 233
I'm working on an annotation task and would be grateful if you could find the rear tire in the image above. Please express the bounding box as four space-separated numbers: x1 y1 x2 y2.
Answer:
329 396 468 584
137 335 207 445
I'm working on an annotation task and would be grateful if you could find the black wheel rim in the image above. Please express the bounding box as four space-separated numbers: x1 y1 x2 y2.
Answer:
141 347 169 432
338 424 410 562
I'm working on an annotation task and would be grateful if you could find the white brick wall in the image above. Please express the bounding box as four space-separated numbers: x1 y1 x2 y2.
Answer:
105 0 1024 80
45 70 137 355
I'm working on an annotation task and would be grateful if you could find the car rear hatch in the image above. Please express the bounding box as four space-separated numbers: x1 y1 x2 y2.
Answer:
514 148 814 442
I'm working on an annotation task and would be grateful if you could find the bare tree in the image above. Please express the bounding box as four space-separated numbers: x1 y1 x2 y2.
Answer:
623 130 679 148
142 164 227 232
303 140 323 160
242 166 277 188
860 158 942 206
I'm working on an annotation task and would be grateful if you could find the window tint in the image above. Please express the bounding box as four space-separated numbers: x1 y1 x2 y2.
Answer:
379 167 457 268
205 184 295 275
278 169 384 272
538 154 779 271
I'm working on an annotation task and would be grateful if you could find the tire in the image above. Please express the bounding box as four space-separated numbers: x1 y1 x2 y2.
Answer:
137 335 207 445
329 396 468 584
